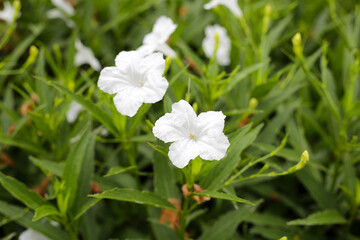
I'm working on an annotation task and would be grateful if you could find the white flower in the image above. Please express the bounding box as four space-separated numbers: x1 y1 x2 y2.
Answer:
47 9 75 28
204 0 243 17
153 100 230 168
202 24 231 66
75 40 101 71
0 2 16 23
47 0 75 28
51 0 75 16
66 101 83 123
98 50 168 117
138 16 177 57
19 229 50 240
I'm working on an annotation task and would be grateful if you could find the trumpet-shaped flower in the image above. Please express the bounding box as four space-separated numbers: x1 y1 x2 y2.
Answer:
0 2 15 23
153 100 230 168
204 0 242 17
19 229 50 240
75 40 101 71
138 16 177 57
202 24 231 66
66 101 83 123
98 50 168 117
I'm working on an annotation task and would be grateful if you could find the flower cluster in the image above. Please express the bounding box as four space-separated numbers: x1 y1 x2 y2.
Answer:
96 14 232 168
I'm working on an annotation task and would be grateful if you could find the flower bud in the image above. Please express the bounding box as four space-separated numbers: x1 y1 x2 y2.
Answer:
292 33 303 59
249 98 258 110
163 55 172 76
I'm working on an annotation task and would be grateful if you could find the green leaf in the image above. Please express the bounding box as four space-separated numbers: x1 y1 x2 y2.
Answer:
59 126 94 214
29 156 64 177
90 188 177 211
74 198 101 220
47 81 118 136
0 134 46 155
198 204 256 240
33 205 60 222
191 191 254 205
0 200 71 240
201 124 263 190
104 166 137 177
0 172 48 210
287 209 347 226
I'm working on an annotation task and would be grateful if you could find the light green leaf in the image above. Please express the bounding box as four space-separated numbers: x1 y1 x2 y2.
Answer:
33 205 60 222
47 81 118 136
104 166 137 177
287 209 347 226
90 188 177 211
191 191 254 205
0 172 48 210
29 156 64 177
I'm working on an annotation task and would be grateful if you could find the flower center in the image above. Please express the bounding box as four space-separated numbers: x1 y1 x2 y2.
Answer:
189 133 196 140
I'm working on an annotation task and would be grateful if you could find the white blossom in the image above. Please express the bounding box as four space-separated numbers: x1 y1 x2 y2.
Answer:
47 9 75 28
153 100 230 168
75 40 101 71
204 0 243 17
47 0 75 28
202 24 231 66
66 101 83 123
0 2 16 23
51 0 75 16
19 229 50 240
138 16 177 57
98 50 168 117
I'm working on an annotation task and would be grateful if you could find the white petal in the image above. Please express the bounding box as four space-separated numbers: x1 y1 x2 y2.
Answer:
115 50 144 70
155 43 177 57
47 9 75 28
141 71 168 103
153 113 186 143
143 16 177 46
0 2 15 23
153 100 197 143
51 0 75 15
113 87 144 117
197 133 230 160
140 52 165 75
168 138 200 168
202 25 231 66
66 101 83 123
97 67 129 94
19 229 50 240
74 40 101 71
204 0 242 17
196 111 226 136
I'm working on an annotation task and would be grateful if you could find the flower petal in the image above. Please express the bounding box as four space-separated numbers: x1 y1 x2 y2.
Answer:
19 229 50 240
74 40 101 71
168 138 200 168
97 67 129 94
142 71 168 103
113 87 144 117
197 133 230 160
143 16 177 45
153 113 186 143
66 101 83 123
51 0 75 16
202 25 231 66
115 50 144 70
0 2 15 23
196 111 226 137
141 52 166 75
155 43 177 57
153 100 197 143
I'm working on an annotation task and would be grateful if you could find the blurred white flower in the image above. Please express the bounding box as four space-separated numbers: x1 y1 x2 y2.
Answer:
19 229 50 240
0 2 16 23
75 40 101 71
47 9 75 28
47 0 75 28
51 0 74 16
66 101 83 123
202 24 231 66
153 100 230 168
98 50 168 117
138 16 177 57
204 0 243 17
